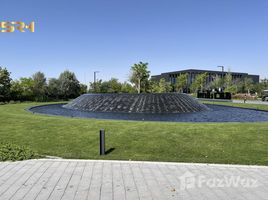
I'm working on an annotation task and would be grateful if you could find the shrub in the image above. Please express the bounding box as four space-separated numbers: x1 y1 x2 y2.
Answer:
0 143 40 161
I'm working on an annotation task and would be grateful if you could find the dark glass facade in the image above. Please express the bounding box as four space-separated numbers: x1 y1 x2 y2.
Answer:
151 69 260 85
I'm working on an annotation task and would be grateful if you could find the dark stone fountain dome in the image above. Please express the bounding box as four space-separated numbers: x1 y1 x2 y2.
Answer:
63 93 209 114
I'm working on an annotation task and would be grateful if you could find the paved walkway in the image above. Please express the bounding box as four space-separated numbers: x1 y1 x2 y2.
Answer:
232 100 268 105
0 159 267 200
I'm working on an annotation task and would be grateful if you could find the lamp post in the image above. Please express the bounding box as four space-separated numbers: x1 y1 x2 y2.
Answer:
94 71 100 92
217 66 224 92
217 66 224 78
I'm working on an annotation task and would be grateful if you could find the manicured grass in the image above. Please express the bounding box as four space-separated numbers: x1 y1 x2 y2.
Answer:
200 100 268 111
0 102 268 165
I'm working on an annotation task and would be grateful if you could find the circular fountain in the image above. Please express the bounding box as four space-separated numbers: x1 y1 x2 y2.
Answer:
29 93 268 122
63 93 209 113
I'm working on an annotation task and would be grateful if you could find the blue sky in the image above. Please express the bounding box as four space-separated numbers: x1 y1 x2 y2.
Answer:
1 0 268 83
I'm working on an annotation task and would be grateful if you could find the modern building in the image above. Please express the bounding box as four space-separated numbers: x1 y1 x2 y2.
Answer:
151 69 260 86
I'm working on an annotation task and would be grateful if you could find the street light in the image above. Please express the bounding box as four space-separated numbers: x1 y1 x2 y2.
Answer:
217 66 224 78
217 66 224 92
93 71 100 92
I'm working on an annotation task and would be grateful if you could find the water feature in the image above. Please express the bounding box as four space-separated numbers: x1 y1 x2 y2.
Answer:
28 93 268 122
63 93 209 113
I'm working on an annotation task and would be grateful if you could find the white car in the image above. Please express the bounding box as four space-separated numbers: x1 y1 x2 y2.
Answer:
262 90 268 101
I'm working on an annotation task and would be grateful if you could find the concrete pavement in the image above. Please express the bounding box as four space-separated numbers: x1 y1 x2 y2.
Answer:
0 159 267 200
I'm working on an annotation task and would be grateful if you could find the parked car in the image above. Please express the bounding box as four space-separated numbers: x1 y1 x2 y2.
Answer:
262 90 268 101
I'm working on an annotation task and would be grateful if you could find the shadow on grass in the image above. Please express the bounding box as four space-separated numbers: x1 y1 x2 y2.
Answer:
105 148 115 155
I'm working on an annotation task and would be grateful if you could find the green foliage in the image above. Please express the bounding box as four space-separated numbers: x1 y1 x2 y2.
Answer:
89 80 102 93
32 72 47 101
224 72 237 94
106 78 122 93
0 67 12 101
129 62 150 93
79 83 88 94
0 143 39 161
190 73 208 92
10 78 35 101
175 73 188 92
58 70 81 99
151 78 172 93
121 82 136 93
209 75 222 90
48 78 60 99
235 77 254 94
89 79 135 93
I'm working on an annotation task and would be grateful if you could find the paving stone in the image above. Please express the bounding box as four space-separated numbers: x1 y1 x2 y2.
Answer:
0 159 267 200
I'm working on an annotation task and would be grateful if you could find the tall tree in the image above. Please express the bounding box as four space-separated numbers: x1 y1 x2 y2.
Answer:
151 78 172 93
129 62 150 93
121 82 135 93
19 77 34 101
107 78 122 93
224 72 237 94
58 70 80 99
0 67 12 101
47 78 60 99
209 75 222 90
175 73 188 92
32 71 47 101
79 84 88 95
243 77 254 94
190 73 208 92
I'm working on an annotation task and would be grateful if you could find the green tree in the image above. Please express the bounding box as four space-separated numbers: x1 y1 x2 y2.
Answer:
243 77 254 94
0 67 12 101
209 75 222 90
129 62 150 93
224 72 237 94
32 71 47 101
58 70 80 99
121 82 135 93
19 77 34 100
47 78 60 99
89 80 102 93
79 84 88 95
107 78 122 93
190 73 208 93
260 79 268 90
175 73 188 92
151 78 172 93
10 80 23 100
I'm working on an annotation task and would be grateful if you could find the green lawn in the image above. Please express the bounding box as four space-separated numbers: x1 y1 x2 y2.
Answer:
201 100 268 111
0 102 268 165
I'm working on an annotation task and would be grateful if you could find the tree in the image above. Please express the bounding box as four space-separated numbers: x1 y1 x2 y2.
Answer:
121 82 135 93
79 84 88 95
48 78 60 99
224 72 237 94
260 79 268 91
190 73 208 92
18 77 34 100
243 77 254 94
0 67 12 101
129 62 150 93
209 75 222 90
32 71 47 101
175 73 188 93
107 78 122 93
151 78 172 93
10 80 23 100
89 80 102 93
58 70 80 99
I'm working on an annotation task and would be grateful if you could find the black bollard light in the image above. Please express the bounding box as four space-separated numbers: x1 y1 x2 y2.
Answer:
100 129 105 155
